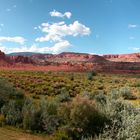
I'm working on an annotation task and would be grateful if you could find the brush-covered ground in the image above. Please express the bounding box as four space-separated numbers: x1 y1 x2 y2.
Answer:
0 70 140 99
0 70 139 140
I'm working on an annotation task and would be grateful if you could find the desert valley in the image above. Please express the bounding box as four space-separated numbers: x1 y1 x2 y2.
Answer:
0 0 140 139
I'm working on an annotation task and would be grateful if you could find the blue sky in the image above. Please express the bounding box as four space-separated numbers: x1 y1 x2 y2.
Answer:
0 0 140 54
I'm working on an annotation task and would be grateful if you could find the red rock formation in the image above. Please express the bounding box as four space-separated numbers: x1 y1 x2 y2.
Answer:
10 56 34 64
0 50 140 73
0 50 6 59
32 52 107 64
103 53 140 62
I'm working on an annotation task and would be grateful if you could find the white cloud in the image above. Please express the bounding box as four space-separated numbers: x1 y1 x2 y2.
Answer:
128 24 138 28
0 11 91 54
133 47 140 51
34 27 38 30
0 36 26 44
129 36 135 40
36 21 91 42
13 5 17 8
0 24 4 27
0 46 7 52
64 12 72 19
50 40 71 53
6 8 11 12
50 10 72 19
1 40 71 54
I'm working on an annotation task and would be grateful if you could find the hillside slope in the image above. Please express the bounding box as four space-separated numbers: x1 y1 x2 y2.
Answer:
103 53 140 62
1 50 140 73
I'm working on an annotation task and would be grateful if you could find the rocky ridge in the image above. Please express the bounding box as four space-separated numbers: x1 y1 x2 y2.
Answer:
0 50 140 73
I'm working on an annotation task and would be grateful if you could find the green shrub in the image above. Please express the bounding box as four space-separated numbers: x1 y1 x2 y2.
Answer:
54 129 72 140
22 98 37 130
119 87 135 99
39 99 61 134
56 90 70 102
42 114 60 134
0 78 24 108
1 100 22 126
58 104 71 125
0 114 5 126
69 97 108 138
95 93 106 104
87 72 93 80
95 93 140 140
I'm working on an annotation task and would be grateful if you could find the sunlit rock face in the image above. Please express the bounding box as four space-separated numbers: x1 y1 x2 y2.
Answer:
0 50 139 73
103 53 140 62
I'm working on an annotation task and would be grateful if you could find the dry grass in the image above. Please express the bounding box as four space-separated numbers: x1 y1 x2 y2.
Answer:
0 127 50 140
127 99 140 106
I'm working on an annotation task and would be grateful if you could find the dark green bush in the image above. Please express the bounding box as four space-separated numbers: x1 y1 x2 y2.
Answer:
87 73 93 80
0 78 24 108
1 100 22 126
69 98 108 138
56 89 71 102
54 129 72 140
95 93 106 104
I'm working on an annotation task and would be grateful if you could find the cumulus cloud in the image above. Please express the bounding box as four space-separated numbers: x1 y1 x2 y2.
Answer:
0 36 26 44
128 24 138 28
50 10 72 19
1 40 71 54
0 10 91 54
26 40 71 53
0 46 7 52
50 40 71 53
36 21 91 42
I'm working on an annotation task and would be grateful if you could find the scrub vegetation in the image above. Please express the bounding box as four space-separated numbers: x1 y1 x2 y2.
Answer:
0 70 139 139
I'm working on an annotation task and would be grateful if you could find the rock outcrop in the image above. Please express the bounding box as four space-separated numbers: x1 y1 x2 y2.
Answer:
10 56 34 64
0 50 139 73
103 53 140 62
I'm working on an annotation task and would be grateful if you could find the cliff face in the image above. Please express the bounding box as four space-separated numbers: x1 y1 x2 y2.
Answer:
103 53 140 62
0 51 12 66
29 52 140 73
0 51 34 66
10 56 34 64
0 50 6 59
0 50 140 73
31 52 107 64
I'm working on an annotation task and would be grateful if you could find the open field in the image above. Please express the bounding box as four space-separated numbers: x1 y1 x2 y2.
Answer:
0 70 140 100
